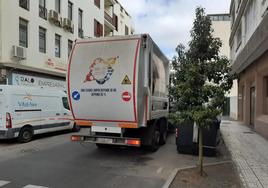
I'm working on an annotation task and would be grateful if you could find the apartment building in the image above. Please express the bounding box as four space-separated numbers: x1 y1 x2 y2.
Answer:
208 13 238 120
104 0 134 36
230 0 268 138
0 0 133 90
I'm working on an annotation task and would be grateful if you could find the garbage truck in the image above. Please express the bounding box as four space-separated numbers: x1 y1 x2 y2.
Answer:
69 34 169 151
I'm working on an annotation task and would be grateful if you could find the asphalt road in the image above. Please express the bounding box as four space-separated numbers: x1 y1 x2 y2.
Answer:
0 128 224 188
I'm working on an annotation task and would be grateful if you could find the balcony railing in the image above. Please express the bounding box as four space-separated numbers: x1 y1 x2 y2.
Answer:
39 5 47 20
78 28 84 38
104 11 116 28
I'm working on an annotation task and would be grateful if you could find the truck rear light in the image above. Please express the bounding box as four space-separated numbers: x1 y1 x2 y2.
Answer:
6 112 12 129
71 135 83 141
125 139 141 146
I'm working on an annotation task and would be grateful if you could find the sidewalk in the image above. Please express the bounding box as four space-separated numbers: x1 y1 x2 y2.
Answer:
221 120 268 188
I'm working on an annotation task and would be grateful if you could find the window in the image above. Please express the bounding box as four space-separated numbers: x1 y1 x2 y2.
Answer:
39 27 46 53
245 0 257 41
20 0 29 10
94 0 100 9
231 7 235 27
94 19 103 37
114 14 118 31
68 40 73 57
125 25 129 35
62 97 70 110
223 15 230 21
55 0 61 13
237 0 241 12
19 18 28 48
236 24 242 51
68 1 73 20
55 34 61 58
39 0 47 19
78 9 83 38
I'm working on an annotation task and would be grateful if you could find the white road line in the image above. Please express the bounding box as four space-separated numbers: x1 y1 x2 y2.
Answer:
23 185 49 188
0 180 10 187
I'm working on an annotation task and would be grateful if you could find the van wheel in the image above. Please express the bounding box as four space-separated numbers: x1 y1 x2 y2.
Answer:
18 127 33 143
72 123 80 132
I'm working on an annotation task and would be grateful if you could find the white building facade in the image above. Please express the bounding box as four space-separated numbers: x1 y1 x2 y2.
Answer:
0 0 134 90
208 13 238 120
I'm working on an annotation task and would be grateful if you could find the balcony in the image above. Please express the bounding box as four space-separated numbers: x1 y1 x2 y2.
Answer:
104 11 116 30
78 28 84 38
104 0 116 7
39 5 47 20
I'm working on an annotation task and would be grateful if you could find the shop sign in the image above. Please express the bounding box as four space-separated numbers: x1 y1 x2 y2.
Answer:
44 59 67 72
12 73 66 90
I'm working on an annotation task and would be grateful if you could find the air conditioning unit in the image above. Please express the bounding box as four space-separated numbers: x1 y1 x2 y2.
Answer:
49 10 61 26
12 45 26 59
63 18 73 32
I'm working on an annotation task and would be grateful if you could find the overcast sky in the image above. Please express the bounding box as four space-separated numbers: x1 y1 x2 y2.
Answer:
118 0 231 59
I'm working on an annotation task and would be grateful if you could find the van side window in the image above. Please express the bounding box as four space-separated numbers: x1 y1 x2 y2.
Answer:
62 97 70 110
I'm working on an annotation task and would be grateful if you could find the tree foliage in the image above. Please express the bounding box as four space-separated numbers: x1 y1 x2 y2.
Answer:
170 7 234 127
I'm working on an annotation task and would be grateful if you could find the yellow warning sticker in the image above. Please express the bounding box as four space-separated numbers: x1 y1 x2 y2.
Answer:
122 75 132 85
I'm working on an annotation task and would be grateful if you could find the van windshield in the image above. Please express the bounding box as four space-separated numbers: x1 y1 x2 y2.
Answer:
62 97 70 110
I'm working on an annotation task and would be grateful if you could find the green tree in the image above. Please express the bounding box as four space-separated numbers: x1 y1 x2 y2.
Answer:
170 7 234 175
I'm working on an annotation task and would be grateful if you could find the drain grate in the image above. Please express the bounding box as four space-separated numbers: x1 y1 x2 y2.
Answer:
21 148 40 153
243 131 254 134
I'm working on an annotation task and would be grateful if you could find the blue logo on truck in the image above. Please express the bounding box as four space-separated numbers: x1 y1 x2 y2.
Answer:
72 91 80 101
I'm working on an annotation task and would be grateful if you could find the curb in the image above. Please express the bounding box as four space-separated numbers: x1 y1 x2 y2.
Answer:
162 160 232 188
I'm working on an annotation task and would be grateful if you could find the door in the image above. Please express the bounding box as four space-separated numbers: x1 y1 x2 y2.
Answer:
250 87 256 126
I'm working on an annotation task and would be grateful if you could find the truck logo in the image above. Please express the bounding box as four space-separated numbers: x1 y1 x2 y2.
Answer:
84 57 118 85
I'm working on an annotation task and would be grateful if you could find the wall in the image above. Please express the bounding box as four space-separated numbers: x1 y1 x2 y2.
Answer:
238 51 268 139
0 0 104 76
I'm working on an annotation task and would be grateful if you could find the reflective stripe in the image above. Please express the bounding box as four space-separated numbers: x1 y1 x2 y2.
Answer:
118 123 138 128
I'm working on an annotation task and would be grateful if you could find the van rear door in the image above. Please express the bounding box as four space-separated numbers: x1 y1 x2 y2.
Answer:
0 95 7 129
68 38 141 124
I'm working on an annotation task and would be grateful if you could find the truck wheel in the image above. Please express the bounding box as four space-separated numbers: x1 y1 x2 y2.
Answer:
18 127 33 143
159 129 167 145
159 119 168 145
148 129 160 152
72 123 81 132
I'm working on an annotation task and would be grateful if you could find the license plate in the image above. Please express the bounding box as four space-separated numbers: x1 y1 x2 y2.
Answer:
97 138 113 144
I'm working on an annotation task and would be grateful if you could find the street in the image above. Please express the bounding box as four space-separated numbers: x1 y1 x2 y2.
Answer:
0 128 224 188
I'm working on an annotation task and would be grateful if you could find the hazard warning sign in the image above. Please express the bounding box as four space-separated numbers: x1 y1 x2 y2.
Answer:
121 75 131 85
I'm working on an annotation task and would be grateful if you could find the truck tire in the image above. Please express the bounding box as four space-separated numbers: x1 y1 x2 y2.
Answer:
148 129 160 152
18 127 33 143
159 119 168 145
72 123 81 132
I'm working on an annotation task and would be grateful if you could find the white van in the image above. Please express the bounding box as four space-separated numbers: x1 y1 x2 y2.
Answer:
0 85 79 143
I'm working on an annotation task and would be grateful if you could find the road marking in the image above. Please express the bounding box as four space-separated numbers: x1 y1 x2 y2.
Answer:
23 185 49 188
157 167 163 174
0 180 10 187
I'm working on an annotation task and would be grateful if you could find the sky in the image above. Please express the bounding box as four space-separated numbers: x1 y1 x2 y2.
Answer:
118 0 231 59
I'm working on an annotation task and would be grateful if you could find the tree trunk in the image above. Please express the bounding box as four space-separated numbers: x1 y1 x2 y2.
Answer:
198 127 203 176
